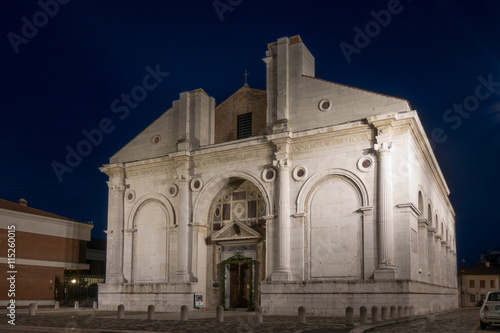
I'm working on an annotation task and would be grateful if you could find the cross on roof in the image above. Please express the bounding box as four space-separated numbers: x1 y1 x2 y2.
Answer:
243 68 250 87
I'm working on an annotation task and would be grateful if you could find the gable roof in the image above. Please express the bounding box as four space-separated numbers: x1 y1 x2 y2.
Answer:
0 198 80 223
458 263 500 276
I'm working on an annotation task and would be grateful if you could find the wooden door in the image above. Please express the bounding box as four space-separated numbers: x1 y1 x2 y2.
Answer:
229 263 249 308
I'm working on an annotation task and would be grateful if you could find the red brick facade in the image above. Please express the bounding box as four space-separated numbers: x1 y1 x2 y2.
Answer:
0 229 83 263
0 198 92 305
214 86 267 144
1 264 63 301
0 229 85 302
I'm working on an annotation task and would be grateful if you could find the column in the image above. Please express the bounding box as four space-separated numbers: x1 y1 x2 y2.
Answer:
271 158 292 281
172 174 190 282
374 129 396 279
103 164 126 283
270 136 292 281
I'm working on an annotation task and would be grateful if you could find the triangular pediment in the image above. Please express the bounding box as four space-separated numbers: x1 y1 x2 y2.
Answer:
211 221 262 243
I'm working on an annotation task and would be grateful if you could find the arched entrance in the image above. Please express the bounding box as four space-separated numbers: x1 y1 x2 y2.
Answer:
208 179 266 310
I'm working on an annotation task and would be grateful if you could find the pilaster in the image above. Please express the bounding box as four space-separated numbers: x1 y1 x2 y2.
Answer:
171 156 191 283
101 164 126 283
417 218 430 282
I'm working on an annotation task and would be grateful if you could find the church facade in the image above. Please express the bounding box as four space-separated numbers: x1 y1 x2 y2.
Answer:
99 36 458 315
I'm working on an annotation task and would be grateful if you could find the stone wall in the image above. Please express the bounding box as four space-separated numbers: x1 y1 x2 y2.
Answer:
260 280 458 316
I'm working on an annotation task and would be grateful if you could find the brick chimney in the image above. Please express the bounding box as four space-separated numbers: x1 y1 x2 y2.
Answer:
17 198 27 206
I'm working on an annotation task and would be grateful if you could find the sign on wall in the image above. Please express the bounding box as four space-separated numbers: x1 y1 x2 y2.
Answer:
194 293 204 308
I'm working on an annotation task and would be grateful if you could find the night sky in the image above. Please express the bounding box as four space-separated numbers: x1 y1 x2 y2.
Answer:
1 1 499 266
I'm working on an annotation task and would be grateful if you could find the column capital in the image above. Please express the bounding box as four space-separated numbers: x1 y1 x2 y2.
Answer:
273 158 290 171
107 182 126 192
175 174 190 183
374 125 393 156
374 142 393 155
99 163 125 178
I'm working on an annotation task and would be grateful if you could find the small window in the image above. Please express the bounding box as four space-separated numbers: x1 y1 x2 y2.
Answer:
491 280 496 288
237 113 252 139
480 280 486 288
470 294 476 302
470 280 475 288
481 294 486 300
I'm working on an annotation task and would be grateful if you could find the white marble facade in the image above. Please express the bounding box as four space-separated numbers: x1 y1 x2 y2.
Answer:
98 36 458 315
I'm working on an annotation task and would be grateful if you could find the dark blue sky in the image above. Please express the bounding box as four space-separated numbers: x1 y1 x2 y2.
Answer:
1 0 499 265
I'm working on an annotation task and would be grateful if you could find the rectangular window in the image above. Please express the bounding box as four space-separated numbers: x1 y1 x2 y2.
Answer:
491 280 496 288
480 280 486 288
248 200 256 218
470 294 476 302
222 203 231 221
237 113 252 139
232 191 246 200
469 280 475 288
481 294 486 300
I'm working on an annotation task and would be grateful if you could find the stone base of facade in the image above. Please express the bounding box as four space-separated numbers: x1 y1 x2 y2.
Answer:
259 280 458 316
98 283 204 312
99 280 458 315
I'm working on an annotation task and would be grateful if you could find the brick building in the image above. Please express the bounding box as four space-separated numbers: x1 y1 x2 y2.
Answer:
0 198 92 306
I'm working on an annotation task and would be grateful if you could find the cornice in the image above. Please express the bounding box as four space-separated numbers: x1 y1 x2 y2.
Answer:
396 203 420 216
403 112 454 214
0 257 90 270
193 145 273 168
99 163 125 177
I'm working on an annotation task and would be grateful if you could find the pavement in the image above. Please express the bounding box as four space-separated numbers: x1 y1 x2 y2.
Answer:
0 306 484 333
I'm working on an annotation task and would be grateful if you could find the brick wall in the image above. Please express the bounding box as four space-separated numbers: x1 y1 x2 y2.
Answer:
214 86 267 144
0 229 81 263
0 229 84 302
1 264 63 300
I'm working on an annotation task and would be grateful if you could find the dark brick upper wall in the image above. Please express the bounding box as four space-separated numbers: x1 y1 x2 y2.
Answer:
214 86 267 144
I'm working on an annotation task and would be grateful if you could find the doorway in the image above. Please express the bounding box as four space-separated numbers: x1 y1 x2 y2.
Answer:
229 262 249 308
221 253 254 310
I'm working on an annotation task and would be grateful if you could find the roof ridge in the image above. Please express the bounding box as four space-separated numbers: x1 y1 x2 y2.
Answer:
0 198 81 223
302 75 409 102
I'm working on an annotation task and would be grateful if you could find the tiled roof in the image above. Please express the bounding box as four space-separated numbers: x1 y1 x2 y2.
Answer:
458 263 500 276
0 198 80 223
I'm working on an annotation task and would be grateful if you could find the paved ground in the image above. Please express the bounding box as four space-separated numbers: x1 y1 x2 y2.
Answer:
0 306 490 333
368 307 494 333
0 307 352 333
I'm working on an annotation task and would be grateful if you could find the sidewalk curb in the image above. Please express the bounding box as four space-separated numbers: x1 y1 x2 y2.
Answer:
349 307 462 332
